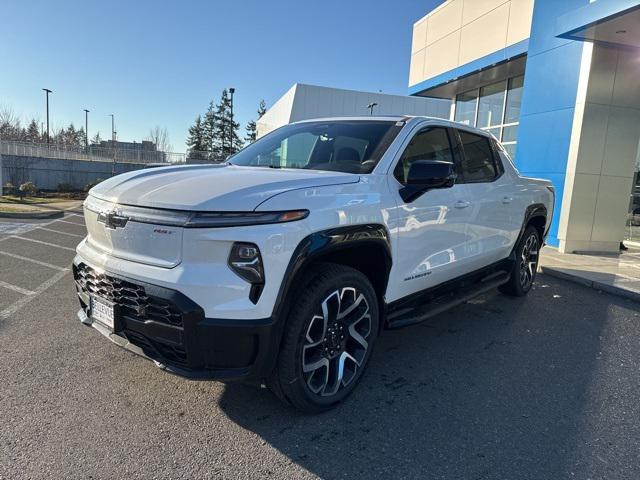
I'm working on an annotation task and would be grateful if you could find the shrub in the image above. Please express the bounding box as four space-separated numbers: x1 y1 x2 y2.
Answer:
57 182 74 193
84 178 104 192
19 181 38 197
3 182 16 196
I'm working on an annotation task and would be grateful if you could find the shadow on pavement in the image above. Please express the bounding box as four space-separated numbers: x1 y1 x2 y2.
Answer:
218 277 620 479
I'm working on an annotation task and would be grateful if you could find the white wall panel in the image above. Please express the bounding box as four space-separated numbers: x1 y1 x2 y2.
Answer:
257 84 451 137
462 0 508 25
409 0 534 87
459 3 510 65
427 0 463 46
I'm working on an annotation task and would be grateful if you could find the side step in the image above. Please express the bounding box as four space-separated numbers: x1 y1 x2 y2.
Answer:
386 271 510 329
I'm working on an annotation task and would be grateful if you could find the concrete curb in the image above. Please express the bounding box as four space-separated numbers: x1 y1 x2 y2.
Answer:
0 210 65 219
540 265 640 303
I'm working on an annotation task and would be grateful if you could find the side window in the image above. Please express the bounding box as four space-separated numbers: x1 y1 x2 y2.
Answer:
491 138 505 175
458 130 498 182
394 127 453 184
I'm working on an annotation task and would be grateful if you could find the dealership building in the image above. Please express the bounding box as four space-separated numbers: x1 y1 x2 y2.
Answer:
260 0 640 253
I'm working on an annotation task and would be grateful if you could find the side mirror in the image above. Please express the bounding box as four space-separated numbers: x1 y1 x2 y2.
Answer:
400 160 456 202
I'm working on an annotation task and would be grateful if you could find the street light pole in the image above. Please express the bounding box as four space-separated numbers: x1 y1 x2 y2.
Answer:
83 109 90 149
42 88 52 145
229 87 235 156
109 114 116 176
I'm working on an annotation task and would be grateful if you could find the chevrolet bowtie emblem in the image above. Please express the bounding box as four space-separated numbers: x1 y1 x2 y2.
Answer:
97 210 129 229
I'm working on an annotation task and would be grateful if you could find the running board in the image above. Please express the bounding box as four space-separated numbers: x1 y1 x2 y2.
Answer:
386 271 511 329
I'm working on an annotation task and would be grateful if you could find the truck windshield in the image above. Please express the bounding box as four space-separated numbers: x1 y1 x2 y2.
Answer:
228 120 403 174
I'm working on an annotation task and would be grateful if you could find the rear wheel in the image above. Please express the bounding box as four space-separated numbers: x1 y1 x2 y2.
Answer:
499 225 540 296
268 263 379 413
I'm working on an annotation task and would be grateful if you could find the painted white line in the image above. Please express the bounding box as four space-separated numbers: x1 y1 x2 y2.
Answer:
0 250 69 271
11 236 76 252
66 213 84 218
52 219 86 227
0 270 70 319
0 280 35 296
36 226 85 238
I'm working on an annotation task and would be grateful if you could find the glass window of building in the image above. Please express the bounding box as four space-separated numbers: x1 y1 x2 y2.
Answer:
453 74 525 161
454 90 478 126
505 75 524 124
477 80 506 129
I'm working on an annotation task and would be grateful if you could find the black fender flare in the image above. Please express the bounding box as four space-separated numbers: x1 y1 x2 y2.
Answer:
510 203 548 260
259 224 392 376
272 224 392 322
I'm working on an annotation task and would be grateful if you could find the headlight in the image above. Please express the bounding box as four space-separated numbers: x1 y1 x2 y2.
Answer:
85 195 309 228
185 210 309 228
228 242 264 284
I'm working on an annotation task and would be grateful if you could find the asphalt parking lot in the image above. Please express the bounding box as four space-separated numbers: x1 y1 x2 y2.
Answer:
1 213 640 480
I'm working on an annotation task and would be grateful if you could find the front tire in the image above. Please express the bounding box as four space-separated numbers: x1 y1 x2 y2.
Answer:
499 225 540 296
269 263 379 413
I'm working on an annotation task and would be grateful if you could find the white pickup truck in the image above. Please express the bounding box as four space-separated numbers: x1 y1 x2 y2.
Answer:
74 116 554 412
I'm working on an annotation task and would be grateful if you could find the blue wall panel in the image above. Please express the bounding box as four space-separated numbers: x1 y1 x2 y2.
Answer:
515 0 590 246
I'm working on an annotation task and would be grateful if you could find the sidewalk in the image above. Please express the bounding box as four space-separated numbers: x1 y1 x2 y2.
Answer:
540 246 640 302
0 198 84 219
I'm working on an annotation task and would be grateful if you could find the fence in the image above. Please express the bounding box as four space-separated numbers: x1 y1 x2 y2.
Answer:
1 140 178 164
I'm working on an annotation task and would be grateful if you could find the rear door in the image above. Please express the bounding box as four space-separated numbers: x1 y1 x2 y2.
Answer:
453 129 519 268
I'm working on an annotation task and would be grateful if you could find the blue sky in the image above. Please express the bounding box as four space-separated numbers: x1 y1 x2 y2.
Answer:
1 0 443 151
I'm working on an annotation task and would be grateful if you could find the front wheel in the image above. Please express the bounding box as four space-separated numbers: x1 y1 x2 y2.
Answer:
269 263 379 413
499 225 540 297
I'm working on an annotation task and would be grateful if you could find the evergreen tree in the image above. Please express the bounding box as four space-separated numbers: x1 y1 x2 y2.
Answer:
245 99 267 143
77 126 86 147
186 115 207 154
202 100 219 158
25 119 40 143
209 89 243 159
257 99 267 118
244 119 257 144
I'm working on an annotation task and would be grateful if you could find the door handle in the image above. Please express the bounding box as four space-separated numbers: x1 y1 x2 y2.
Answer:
454 200 470 209
502 196 513 204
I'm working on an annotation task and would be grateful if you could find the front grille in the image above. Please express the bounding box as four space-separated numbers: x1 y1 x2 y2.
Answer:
74 263 183 327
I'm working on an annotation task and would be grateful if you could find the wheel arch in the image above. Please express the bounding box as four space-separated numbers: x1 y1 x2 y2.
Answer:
509 203 547 262
272 224 392 328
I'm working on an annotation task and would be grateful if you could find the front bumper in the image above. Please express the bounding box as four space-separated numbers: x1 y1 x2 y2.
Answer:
73 261 282 381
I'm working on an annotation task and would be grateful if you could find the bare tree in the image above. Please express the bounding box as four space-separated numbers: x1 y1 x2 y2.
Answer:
0 104 24 141
146 126 173 152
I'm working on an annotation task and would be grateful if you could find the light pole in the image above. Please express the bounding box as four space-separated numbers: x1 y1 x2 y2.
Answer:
42 88 52 145
367 102 378 116
83 109 90 149
229 87 235 156
109 114 116 176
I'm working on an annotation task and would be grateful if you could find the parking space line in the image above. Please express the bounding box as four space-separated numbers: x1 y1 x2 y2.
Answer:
0 280 35 296
36 226 85 238
11 236 77 252
52 219 86 226
0 270 70 319
0 251 69 271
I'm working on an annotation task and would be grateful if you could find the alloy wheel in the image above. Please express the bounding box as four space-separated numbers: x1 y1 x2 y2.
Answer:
520 233 539 289
301 287 372 397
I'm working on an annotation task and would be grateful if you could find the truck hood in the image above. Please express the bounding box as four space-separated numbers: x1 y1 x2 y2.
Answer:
89 164 360 211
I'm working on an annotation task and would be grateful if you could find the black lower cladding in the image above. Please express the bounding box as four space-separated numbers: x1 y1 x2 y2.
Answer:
72 262 279 380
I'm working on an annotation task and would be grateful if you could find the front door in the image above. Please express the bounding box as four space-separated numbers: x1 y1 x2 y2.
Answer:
386 125 473 303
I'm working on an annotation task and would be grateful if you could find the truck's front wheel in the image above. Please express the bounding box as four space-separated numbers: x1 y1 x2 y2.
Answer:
269 263 379 413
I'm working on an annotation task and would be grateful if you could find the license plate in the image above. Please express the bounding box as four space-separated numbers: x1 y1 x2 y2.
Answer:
90 296 115 329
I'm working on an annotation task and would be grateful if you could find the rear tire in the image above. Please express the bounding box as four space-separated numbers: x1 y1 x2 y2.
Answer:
499 225 540 297
268 263 379 413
